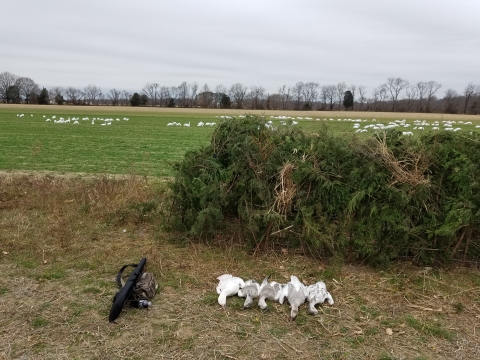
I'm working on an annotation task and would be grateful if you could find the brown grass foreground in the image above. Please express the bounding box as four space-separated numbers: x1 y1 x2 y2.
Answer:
1 172 480 359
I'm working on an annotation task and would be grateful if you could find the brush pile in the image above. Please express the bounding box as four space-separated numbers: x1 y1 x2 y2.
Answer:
169 116 480 267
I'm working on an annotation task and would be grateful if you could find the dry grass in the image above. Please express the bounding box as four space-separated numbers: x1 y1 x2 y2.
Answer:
369 133 431 186
272 161 297 219
1 173 480 359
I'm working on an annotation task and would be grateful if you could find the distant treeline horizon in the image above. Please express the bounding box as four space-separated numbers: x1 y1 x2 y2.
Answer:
1 71 479 114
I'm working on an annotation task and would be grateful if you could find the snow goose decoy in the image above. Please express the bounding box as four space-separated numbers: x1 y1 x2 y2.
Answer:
237 279 261 309
306 281 334 315
258 275 284 311
276 275 309 320
216 274 245 310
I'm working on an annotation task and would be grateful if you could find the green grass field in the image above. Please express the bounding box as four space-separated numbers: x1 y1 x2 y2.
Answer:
2 104 479 177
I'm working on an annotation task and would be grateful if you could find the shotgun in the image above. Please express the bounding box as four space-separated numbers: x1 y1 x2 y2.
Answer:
109 257 147 323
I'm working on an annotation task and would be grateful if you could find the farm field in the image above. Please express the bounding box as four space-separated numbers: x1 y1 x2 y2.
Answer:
1 174 480 359
1 104 480 177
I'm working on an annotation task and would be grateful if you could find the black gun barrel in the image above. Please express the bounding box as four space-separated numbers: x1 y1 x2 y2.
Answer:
109 257 147 322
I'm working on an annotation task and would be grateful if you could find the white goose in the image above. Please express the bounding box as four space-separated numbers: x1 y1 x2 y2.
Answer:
237 279 261 309
216 274 245 310
306 281 334 315
258 276 284 311
276 275 309 320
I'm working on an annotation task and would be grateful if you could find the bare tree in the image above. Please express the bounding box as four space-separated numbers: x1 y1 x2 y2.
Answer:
278 85 290 110
0 71 19 103
443 89 459 114
404 85 419 112
142 83 159 106
198 83 213 108
214 84 227 108
84 84 102 105
121 90 131 106
159 86 170 106
358 85 367 110
291 82 304 110
65 87 83 105
416 81 428 112
463 82 477 114
177 82 189 107
268 93 282 110
15 77 39 104
372 85 388 111
190 82 198 107
322 85 336 110
336 82 347 110
425 81 441 113
303 82 319 110
49 87 65 104
229 83 248 109
385 77 409 111
349 84 356 110
249 86 266 109
108 88 122 106
169 86 179 105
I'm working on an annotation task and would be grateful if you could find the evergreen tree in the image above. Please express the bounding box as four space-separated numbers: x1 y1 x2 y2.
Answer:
220 94 231 108
140 94 149 106
7 85 21 103
343 90 353 110
37 88 49 105
55 94 65 105
130 92 141 106
167 97 175 107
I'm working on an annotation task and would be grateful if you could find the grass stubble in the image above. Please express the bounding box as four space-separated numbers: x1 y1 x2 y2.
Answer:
1 173 480 359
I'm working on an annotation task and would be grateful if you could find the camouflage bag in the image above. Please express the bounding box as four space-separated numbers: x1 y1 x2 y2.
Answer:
116 263 158 306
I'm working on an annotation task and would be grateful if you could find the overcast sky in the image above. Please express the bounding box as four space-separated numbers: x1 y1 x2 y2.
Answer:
1 0 479 97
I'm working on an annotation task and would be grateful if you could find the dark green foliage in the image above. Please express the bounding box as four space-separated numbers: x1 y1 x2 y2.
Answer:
220 94 231 109
167 97 175 107
343 90 353 110
130 92 141 106
7 85 21 104
169 116 480 266
37 88 49 105
140 94 149 106
55 93 65 105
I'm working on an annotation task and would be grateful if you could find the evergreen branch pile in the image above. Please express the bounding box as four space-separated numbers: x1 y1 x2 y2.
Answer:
169 116 480 266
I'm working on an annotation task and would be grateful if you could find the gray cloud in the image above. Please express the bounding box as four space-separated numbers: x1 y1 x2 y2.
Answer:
1 0 479 96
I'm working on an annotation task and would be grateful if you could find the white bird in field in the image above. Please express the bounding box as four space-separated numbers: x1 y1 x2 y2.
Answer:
277 275 309 320
184 122 190 127
257 276 284 311
306 281 334 315
237 279 261 309
216 274 245 310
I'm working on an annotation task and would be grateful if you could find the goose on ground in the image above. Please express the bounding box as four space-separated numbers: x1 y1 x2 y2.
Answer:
237 279 261 309
216 274 245 310
277 275 309 320
306 281 334 315
258 276 284 311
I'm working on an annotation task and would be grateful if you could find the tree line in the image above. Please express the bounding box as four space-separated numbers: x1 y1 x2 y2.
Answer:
1 71 479 114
